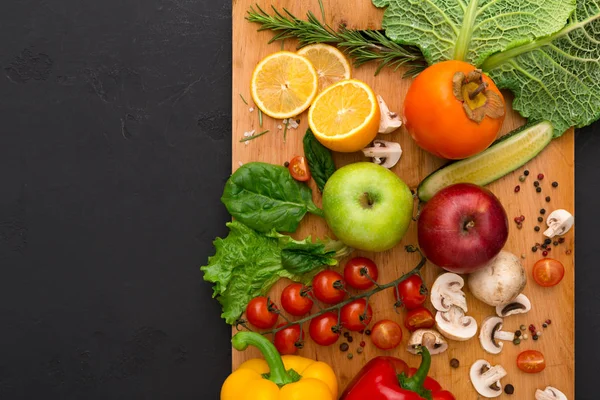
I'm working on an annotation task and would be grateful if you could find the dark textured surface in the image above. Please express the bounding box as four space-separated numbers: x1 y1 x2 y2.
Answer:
0 0 598 398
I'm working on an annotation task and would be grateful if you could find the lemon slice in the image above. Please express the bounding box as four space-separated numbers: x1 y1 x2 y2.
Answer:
297 44 351 91
250 51 318 119
308 79 380 153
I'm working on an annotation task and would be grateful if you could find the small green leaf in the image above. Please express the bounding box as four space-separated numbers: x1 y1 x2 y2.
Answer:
303 129 336 192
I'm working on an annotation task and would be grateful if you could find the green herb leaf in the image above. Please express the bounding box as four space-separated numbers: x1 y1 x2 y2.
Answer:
373 0 575 66
303 129 336 192
201 221 347 324
221 162 324 233
483 1 600 136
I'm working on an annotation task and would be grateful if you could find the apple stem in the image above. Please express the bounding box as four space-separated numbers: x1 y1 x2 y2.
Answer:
465 220 475 230
245 247 429 336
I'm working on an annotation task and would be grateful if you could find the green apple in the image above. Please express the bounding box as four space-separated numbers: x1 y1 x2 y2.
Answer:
322 162 414 252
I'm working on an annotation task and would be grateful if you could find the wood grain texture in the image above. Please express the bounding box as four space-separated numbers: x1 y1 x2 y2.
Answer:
232 1 574 398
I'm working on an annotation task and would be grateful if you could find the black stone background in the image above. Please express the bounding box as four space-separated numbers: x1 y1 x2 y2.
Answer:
0 1 597 399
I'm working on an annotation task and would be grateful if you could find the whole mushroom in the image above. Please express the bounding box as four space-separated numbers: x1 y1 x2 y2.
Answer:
479 316 515 354
468 251 527 307
470 360 507 398
407 329 448 355
430 273 468 312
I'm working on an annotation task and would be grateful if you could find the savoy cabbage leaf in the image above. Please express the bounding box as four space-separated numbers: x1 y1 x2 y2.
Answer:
373 0 575 66
482 0 600 135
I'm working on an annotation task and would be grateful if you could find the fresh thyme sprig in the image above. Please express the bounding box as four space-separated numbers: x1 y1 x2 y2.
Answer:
246 4 427 76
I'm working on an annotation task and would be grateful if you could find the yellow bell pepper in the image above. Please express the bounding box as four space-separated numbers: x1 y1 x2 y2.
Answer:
221 331 338 400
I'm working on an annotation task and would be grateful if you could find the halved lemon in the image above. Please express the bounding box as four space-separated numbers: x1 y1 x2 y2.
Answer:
250 51 318 119
297 44 351 91
308 79 380 152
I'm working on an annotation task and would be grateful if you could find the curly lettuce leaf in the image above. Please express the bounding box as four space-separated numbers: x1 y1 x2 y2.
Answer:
372 0 575 66
201 221 346 324
482 0 600 135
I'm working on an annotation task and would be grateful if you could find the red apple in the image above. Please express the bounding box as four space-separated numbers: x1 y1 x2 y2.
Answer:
417 183 508 273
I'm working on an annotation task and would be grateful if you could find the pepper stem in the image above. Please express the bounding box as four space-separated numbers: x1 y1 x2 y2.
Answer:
231 331 295 386
399 345 433 400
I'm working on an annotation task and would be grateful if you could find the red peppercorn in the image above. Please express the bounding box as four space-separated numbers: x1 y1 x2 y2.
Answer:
529 324 536 332
360 341 366 347
538 173 544 180
558 237 565 244
514 216 521 223
514 185 521 193
520 215 525 221
542 251 548 256
546 319 552 325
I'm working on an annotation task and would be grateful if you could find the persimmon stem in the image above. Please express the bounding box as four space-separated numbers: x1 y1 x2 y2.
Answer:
468 82 488 99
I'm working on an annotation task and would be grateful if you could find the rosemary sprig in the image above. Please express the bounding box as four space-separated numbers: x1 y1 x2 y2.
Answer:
246 4 427 76
239 129 269 142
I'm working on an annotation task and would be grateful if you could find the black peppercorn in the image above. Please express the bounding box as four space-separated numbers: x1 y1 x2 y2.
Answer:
347 353 353 359
505 384 515 395
365 329 371 336
541 243 547 249
536 187 542 193
450 358 460 368
545 196 551 202
544 238 552 245
534 180 540 187
537 216 543 222
533 334 539 341
347 336 353 343
524 170 530 176
552 181 559 187
534 226 540 232
542 323 548 328
284 161 290 167
340 343 349 352
553 241 559 246
515 330 522 337
540 208 546 214
532 246 538 252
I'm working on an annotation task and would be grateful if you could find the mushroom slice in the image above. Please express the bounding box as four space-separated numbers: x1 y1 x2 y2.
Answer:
469 360 507 398
435 306 477 341
479 316 515 354
431 273 468 313
407 329 448 355
544 209 574 238
535 386 568 400
496 294 532 317
361 140 402 168
377 95 402 134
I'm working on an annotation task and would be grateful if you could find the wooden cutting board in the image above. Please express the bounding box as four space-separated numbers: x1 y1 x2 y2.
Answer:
231 1 575 398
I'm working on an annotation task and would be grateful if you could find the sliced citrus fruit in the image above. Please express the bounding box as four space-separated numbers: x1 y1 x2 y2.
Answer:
308 79 380 153
297 44 351 91
250 51 318 119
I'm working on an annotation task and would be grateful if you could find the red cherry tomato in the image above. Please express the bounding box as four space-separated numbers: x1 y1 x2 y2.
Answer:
344 257 379 290
274 323 303 355
532 258 565 287
281 283 313 316
371 320 403 350
340 299 373 331
404 307 435 332
288 155 311 182
309 312 340 346
312 270 346 304
395 275 427 310
517 350 546 373
245 296 278 329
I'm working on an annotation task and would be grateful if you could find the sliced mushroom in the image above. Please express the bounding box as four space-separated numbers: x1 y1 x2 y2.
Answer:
544 209 574 238
435 306 477 341
361 140 402 168
496 293 532 317
479 316 515 354
431 273 468 313
535 386 568 400
470 360 507 398
407 329 448 355
377 95 402 134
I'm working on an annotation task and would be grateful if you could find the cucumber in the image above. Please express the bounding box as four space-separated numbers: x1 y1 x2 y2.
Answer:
417 121 554 202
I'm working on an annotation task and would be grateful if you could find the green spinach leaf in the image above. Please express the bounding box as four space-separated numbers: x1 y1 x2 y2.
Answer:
482 1 600 135
373 0 575 66
201 221 349 324
221 162 324 233
303 129 336 192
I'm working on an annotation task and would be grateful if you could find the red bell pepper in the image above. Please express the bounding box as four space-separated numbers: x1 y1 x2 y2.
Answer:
340 346 455 400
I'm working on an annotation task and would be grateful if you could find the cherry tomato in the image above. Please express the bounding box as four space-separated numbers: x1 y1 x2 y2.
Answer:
403 60 505 160
245 296 278 329
309 312 340 346
394 275 427 310
288 156 311 182
281 283 313 316
344 257 379 290
533 258 565 287
371 320 403 350
312 270 346 304
340 299 373 331
517 350 546 373
404 307 435 332
274 323 303 355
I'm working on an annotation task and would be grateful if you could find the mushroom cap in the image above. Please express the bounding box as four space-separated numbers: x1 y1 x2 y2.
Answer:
407 329 448 355
479 316 514 354
468 251 527 306
361 140 402 168
469 359 506 398
535 386 568 400
496 293 532 317
435 306 477 341
431 273 468 313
